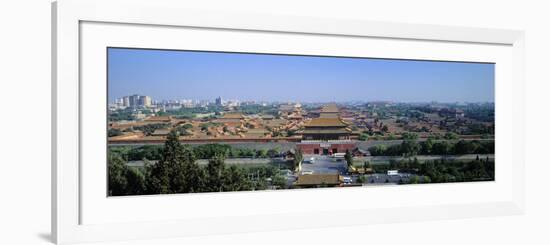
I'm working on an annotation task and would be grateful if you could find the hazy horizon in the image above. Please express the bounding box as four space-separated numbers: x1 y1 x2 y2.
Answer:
108 48 495 104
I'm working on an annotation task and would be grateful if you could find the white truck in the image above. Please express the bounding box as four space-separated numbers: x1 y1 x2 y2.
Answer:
332 153 346 161
387 170 399 176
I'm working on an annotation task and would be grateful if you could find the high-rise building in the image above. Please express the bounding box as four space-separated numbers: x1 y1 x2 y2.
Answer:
121 94 152 108
139 95 152 107
129 95 140 107
215 96 223 106
122 96 130 107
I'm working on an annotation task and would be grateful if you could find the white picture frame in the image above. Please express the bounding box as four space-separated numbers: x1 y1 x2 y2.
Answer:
52 0 525 244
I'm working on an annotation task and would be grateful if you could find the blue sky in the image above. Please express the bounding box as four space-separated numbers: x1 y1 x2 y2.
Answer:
108 48 494 103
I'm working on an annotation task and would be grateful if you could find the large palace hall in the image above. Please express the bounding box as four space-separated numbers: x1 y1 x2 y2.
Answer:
298 104 355 155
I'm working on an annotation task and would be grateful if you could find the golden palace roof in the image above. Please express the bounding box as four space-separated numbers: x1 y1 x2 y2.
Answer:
320 104 339 113
305 118 348 127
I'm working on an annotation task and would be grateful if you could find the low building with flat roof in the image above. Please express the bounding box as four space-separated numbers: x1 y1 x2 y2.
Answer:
294 173 341 188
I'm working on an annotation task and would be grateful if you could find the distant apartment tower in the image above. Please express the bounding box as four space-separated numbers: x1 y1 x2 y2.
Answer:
122 96 130 107
215 96 223 106
122 94 152 108
139 95 152 107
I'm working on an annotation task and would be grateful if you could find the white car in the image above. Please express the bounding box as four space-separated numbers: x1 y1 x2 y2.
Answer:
303 157 315 164
387 170 399 176
301 170 314 175
342 176 353 184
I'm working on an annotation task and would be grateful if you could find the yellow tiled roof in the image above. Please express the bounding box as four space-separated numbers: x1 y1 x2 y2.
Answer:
306 118 347 127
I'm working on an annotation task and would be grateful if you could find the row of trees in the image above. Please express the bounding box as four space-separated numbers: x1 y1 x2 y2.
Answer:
110 144 283 162
108 108 134 121
357 131 460 142
368 157 494 183
157 105 225 119
108 128 123 137
132 123 170 136
237 104 279 116
368 139 494 157
109 130 286 196
418 158 494 183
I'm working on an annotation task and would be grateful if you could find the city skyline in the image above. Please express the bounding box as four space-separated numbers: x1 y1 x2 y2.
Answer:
112 94 496 105
108 48 495 103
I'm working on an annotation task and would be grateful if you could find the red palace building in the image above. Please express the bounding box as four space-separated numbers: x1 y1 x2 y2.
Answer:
297 104 356 155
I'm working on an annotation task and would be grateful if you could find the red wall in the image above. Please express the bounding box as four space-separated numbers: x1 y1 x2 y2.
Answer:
297 143 356 155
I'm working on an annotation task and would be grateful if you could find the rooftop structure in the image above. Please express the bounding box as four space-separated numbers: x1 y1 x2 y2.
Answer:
317 103 340 118
320 103 339 113
306 118 347 127
279 103 300 112
294 173 340 187
261 115 275 120
220 112 245 119
144 115 173 123
302 104 351 141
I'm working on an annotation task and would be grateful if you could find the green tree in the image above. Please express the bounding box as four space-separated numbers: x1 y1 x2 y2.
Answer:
125 167 147 195
422 138 434 154
345 150 353 168
401 140 421 157
432 141 452 155
180 145 205 193
108 155 129 196
206 154 226 192
357 175 367 184
108 154 148 196
257 149 268 158
401 132 418 141
293 148 303 171
223 165 248 191
444 132 458 140
363 161 372 173
267 148 279 158
147 130 185 194
423 176 432 183
194 144 230 159
271 174 287 189
108 128 123 137
411 157 420 170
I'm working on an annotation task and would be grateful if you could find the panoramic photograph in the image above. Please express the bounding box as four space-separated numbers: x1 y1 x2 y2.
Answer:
107 47 495 196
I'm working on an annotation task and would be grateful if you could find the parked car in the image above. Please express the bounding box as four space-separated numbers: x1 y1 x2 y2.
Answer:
303 157 315 164
342 176 353 184
387 170 399 176
301 170 314 175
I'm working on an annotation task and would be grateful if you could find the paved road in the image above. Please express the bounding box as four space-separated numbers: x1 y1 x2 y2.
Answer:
300 155 348 174
299 155 423 185
355 173 423 185
297 154 490 186
298 154 493 175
